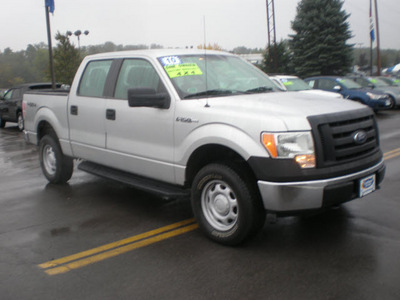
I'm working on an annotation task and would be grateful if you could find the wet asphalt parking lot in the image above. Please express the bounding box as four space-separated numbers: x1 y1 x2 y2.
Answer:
1 109 400 300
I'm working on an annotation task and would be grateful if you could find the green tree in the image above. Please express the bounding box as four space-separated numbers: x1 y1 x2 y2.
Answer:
53 32 82 85
262 40 294 74
290 0 353 77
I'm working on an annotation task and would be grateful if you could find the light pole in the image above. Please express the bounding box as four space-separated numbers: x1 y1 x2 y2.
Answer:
67 30 89 52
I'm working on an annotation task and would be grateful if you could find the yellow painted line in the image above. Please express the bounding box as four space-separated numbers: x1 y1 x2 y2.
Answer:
39 219 198 275
383 148 400 160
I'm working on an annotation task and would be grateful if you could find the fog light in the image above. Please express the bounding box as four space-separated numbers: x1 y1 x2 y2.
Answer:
295 154 316 168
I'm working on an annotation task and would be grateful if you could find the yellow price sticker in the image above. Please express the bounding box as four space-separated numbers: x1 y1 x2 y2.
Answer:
283 81 293 86
164 63 203 78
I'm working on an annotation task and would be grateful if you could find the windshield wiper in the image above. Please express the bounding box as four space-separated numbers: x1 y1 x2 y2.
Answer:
183 89 245 99
245 86 274 94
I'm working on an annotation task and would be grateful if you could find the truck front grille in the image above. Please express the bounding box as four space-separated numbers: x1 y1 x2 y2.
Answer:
307 108 380 168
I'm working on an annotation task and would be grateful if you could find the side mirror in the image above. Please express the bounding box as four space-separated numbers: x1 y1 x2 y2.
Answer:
127 88 170 109
333 85 342 91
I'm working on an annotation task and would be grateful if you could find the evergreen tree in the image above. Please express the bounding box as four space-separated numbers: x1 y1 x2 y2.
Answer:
54 32 82 85
290 0 353 78
262 40 294 74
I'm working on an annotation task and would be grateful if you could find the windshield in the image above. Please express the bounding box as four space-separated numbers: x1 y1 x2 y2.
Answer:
367 77 390 87
385 78 400 87
158 54 278 99
337 78 362 89
279 77 311 91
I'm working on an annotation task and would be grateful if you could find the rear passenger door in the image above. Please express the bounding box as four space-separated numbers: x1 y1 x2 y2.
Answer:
104 58 175 183
68 59 113 159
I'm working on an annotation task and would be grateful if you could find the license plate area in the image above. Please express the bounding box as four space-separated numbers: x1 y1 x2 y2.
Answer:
359 174 376 197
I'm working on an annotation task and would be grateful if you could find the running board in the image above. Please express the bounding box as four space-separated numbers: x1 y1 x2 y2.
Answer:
78 161 190 199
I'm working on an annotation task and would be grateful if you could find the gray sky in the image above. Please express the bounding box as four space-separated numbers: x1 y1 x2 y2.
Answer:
1 0 399 52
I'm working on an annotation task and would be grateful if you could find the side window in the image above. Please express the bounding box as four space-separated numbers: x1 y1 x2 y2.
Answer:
318 79 336 90
78 60 113 97
307 80 315 88
3 89 14 100
114 59 163 100
11 89 21 99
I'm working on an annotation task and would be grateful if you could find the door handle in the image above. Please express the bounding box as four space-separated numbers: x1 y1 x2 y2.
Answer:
70 105 78 115
106 109 116 120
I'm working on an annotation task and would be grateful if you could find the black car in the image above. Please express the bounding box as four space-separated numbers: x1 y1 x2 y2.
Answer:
0 83 61 130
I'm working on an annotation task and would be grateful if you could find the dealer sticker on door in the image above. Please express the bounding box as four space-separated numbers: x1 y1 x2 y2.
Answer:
359 174 376 197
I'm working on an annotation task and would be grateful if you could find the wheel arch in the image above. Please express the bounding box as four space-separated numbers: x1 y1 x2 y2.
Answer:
37 120 57 143
184 144 258 190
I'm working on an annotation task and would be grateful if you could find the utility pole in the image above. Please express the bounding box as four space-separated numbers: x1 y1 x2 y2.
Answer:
266 0 277 72
45 2 56 89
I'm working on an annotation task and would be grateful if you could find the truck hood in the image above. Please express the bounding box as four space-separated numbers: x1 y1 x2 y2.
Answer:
200 91 367 131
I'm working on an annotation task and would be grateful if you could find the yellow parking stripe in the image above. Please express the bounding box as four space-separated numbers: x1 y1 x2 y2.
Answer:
39 219 198 275
383 148 400 160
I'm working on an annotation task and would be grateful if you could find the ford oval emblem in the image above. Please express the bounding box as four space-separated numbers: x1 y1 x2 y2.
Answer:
353 130 367 145
362 177 374 189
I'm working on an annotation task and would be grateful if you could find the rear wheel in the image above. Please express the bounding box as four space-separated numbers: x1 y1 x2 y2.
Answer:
39 135 73 183
17 112 24 131
191 163 265 245
0 116 5 128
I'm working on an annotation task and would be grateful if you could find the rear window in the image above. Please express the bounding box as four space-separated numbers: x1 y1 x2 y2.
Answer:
78 60 113 97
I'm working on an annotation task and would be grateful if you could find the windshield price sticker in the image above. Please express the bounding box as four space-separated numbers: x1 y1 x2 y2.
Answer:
160 56 182 66
359 174 376 197
164 63 203 78
283 81 293 86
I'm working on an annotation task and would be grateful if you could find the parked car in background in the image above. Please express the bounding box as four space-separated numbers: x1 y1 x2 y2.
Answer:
304 76 392 111
347 75 400 109
0 83 61 130
271 75 343 99
378 76 400 88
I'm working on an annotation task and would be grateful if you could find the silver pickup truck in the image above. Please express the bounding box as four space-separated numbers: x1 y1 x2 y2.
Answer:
23 49 385 245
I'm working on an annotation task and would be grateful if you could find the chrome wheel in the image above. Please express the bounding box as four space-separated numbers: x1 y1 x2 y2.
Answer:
42 144 57 176
201 180 238 231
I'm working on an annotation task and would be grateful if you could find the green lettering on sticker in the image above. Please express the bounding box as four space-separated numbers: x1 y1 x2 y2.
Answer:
370 79 377 83
164 63 203 78
283 81 293 86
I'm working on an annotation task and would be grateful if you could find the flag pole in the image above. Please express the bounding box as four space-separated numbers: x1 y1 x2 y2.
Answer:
369 0 374 75
45 2 56 89
374 0 381 76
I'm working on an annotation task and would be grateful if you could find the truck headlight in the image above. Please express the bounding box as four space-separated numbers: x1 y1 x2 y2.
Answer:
262 132 316 168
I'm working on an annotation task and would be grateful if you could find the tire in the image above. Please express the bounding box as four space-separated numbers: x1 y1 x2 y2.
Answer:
17 112 24 131
0 116 5 128
191 163 265 246
387 95 395 110
39 135 73 184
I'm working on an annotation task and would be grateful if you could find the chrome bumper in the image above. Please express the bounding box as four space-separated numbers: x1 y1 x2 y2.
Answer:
258 160 385 212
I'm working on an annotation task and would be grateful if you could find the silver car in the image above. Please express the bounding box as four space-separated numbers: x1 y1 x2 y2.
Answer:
348 76 400 109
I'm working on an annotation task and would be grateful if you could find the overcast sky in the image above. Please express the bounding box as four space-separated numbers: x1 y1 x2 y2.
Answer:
1 0 399 52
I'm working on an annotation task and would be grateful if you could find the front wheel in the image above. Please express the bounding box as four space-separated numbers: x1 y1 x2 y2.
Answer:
191 163 265 245
387 95 396 110
39 135 73 184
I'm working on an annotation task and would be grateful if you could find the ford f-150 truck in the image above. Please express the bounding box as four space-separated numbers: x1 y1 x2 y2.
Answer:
23 49 385 245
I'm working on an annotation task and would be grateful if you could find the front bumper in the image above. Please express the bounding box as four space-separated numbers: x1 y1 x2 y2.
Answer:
257 160 385 213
